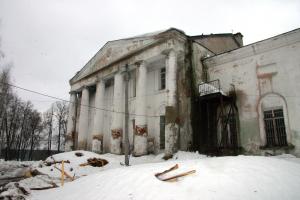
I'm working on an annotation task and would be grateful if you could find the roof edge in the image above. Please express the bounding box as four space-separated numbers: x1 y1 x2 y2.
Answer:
203 27 300 61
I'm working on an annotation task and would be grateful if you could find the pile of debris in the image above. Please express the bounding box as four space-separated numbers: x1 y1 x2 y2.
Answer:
0 151 109 199
79 157 108 167
0 163 58 200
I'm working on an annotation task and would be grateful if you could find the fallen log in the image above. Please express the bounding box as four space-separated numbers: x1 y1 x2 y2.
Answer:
44 160 70 166
30 182 58 190
30 169 46 177
30 186 57 190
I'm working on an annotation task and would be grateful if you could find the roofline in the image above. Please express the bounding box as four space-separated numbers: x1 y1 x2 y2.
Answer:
191 32 243 39
203 27 300 61
70 28 187 82
71 37 183 84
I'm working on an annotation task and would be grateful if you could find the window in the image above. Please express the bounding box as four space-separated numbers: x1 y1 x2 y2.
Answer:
159 68 166 90
160 115 165 149
264 108 287 147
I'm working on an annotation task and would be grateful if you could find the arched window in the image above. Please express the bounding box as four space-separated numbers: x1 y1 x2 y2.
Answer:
258 93 291 147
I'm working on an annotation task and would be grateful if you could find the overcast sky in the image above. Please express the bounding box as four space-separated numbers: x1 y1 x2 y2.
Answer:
0 0 299 112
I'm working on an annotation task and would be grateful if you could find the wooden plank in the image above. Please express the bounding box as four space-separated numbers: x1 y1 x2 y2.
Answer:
54 166 74 181
161 170 196 182
155 164 178 177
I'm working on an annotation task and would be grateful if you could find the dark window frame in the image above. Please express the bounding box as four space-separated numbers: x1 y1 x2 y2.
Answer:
159 67 166 90
263 108 288 147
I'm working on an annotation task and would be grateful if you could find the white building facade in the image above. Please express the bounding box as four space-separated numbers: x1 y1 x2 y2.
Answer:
203 28 300 156
65 29 213 156
66 28 300 157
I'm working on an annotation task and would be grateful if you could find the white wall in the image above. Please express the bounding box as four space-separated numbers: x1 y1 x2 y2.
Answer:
204 29 300 156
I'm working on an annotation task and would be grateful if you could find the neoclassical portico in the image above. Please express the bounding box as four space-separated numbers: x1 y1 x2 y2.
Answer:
66 47 179 156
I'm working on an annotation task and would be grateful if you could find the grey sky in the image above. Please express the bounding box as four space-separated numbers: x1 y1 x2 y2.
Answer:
0 0 299 112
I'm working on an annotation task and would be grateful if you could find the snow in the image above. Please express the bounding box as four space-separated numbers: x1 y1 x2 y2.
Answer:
37 150 202 179
19 175 56 189
29 152 300 200
0 160 34 179
1 182 30 199
2 151 300 200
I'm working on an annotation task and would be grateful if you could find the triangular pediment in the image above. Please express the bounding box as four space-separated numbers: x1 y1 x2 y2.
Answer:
71 28 186 83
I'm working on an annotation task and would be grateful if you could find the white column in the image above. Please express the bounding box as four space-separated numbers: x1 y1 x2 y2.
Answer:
110 72 124 154
165 49 178 156
134 61 148 156
65 92 77 151
92 80 105 153
167 50 177 106
77 86 89 150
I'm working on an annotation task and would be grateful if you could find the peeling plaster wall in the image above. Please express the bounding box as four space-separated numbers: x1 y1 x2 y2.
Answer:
191 42 215 85
189 41 215 151
177 52 190 151
204 29 300 156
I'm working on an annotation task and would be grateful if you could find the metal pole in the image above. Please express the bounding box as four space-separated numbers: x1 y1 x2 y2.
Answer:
124 64 130 166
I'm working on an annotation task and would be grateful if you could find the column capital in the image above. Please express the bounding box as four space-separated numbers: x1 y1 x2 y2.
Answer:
81 85 89 90
162 49 176 58
134 60 147 67
69 91 77 95
95 77 105 84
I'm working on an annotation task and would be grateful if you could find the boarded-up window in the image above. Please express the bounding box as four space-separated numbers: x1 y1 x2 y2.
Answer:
264 108 287 147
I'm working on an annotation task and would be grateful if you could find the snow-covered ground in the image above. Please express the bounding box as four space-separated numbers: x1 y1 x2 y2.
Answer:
2 151 300 200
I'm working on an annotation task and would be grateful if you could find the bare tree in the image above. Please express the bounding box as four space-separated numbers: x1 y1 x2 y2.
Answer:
0 69 44 160
0 23 45 160
28 110 42 160
15 101 31 160
0 68 11 158
53 101 68 152
43 106 54 155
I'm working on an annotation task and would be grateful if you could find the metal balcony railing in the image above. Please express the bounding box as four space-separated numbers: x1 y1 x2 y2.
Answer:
198 79 224 96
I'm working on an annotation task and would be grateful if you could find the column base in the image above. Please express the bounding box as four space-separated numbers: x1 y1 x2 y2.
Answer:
110 128 122 154
164 123 179 156
134 125 148 156
92 134 103 153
